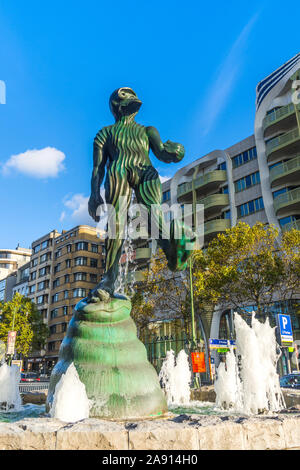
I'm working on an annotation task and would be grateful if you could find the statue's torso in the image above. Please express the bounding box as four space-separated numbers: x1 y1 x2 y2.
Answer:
107 120 151 167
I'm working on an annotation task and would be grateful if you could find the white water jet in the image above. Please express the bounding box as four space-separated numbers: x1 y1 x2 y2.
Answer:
159 349 191 406
0 363 22 411
50 362 91 422
215 312 285 415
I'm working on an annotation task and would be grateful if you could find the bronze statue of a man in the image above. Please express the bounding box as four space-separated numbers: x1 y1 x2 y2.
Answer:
88 87 194 301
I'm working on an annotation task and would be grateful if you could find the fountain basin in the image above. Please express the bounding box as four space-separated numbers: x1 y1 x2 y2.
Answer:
0 413 299 450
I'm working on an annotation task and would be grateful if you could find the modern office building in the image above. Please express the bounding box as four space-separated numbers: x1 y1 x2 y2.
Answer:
130 54 300 376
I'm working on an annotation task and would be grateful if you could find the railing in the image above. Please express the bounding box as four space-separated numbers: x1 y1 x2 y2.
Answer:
281 220 300 232
204 218 231 236
266 128 300 157
263 103 298 130
270 155 300 184
198 193 229 209
177 170 227 198
273 187 300 213
19 382 49 393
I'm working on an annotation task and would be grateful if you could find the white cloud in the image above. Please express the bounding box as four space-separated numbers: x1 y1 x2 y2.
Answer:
2 147 66 178
159 175 171 183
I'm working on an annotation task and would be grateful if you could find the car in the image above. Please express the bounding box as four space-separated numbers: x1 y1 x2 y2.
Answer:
20 372 40 382
280 373 300 390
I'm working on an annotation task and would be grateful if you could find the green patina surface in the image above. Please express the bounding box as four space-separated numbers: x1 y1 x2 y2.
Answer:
46 298 168 419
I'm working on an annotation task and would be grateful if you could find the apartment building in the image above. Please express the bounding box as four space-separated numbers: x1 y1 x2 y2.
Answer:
0 247 32 302
27 230 61 322
46 225 105 371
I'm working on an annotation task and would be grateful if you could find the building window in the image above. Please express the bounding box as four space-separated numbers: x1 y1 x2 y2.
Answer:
54 264 61 274
237 197 264 218
75 257 87 266
30 271 37 281
64 290 69 299
40 253 50 263
91 244 98 253
33 245 40 254
61 323 67 332
65 259 71 268
63 306 68 315
48 341 56 351
73 288 86 298
74 272 87 282
65 274 70 283
31 258 38 268
50 325 56 335
55 249 62 259
218 162 227 171
53 278 60 289
38 281 48 291
232 147 257 168
90 273 97 283
67 244 72 253
75 242 89 252
52 293 59 303
37 295 45 305
90 258 98 268
234 171 260 193
162 190 171 202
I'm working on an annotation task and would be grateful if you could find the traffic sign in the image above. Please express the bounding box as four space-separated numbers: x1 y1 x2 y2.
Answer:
209 338 236 350
277 314 293 345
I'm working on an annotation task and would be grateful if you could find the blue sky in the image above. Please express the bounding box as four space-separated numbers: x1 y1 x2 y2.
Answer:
0 0 299 248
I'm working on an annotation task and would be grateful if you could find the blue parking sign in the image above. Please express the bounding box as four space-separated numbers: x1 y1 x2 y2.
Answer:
277 314 293 344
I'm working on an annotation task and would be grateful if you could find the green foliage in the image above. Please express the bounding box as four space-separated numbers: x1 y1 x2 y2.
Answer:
0 292 49 357
193 222 300 314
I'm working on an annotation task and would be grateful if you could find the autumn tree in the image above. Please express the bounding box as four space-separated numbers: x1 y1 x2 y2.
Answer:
192 222 300 317
0 292 49 358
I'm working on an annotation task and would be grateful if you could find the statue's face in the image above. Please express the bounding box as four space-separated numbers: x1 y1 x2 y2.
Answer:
109 87 142 119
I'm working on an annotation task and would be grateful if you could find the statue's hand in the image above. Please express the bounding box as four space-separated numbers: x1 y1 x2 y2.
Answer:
88 194 104 222
164 140 185 162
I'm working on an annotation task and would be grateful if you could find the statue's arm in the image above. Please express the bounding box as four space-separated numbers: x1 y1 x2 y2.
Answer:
88 128 109 222
146 126 185 163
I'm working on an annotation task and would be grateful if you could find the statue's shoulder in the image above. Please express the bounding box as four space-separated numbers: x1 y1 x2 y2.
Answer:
94 125 112 145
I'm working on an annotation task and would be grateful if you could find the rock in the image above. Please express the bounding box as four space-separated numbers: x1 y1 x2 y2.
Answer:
21 391 47 405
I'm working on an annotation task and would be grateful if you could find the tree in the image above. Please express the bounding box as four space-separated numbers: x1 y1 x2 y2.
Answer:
0 293 49 358
192 222 300 317
132 249 191 334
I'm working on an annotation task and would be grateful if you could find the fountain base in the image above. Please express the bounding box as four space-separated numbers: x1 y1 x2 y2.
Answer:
46 297 167 420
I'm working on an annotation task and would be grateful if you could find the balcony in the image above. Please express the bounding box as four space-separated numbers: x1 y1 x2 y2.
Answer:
204 218 231 241
266 128 300 162
269 155 300 187
281 220 300 232
177 170 227 201
273 187 300 216
135 247 151 260
198 193 229 217
263 103 299 138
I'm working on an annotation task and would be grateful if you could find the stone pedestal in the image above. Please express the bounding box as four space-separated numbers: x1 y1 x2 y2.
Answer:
46 298 167 420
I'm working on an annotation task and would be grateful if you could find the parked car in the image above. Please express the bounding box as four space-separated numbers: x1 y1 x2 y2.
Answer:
280 373 300 390
20 372 40 382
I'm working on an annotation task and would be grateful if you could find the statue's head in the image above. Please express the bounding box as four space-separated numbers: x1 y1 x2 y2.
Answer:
109 87 142 120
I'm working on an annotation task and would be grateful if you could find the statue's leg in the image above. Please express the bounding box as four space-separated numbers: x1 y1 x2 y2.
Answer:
135 166 196 272
88 172 132 301
134 166 170 258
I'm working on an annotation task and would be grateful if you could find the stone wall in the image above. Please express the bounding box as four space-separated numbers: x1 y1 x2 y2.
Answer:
0 414 300 450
